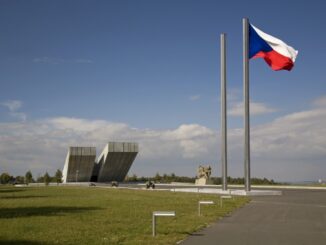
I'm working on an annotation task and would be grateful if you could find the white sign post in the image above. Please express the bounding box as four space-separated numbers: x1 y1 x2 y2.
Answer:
198 201 214 216
152 211 176 236
220 195 232 207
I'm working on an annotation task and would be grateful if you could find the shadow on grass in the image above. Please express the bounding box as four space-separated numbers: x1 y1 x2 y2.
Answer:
188 233 204 236
181 231 205 236
0 206 102 219
0 196 48 199
0 189 26 193
0 240 52 245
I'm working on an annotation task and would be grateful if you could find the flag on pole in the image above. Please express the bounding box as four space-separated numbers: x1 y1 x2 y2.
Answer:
249 23 298 71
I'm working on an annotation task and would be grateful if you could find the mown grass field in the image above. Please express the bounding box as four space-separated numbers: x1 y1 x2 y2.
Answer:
0 186 249 245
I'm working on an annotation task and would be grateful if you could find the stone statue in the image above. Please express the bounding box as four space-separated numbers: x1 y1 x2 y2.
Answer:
197 165 211 179
195 165 212 185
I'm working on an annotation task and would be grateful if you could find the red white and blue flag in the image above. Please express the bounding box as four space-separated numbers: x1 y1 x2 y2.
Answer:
249 23 298 71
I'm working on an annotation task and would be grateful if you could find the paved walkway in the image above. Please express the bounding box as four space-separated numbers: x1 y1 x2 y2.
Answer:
180 189 326 245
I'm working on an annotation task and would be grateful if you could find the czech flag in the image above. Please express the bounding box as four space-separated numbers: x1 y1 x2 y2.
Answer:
249 23 298 71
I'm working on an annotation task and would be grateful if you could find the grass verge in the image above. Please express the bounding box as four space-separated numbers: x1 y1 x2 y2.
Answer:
0 186 249 244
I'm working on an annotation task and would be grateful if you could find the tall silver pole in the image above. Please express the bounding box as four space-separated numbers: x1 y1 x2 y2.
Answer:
220 33 227 191
243 18 251 192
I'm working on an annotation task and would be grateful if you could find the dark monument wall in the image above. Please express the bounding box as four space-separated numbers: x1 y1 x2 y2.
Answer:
63 142 138 183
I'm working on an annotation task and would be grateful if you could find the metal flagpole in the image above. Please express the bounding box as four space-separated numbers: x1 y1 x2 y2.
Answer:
243 18 251 192
220 33 227 191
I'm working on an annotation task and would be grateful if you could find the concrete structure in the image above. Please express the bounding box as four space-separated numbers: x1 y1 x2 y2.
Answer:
62 147 96 183
62 142 138 183
195 178 208 185
170 188 281 196
96 142 138 182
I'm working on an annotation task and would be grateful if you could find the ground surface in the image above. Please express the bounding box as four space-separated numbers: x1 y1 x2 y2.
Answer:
181 189 326 245
0 186 248 245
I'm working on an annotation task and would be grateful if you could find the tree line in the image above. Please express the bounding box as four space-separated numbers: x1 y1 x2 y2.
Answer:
0 169 63 186
125 173 278 185
1 170 278 185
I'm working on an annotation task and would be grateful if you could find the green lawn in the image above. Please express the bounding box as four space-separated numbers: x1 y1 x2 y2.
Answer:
0 186 249 245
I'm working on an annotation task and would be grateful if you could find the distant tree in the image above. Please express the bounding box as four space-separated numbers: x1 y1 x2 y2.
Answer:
162 174 168 183
25 171 33 185
37 176 44 183
129 174 138 182
211 177 222 185
0 173 11 184
44 172 50 186
15 176 25 184
55 169 63 185
123 173 279 185
154 173 161 182
139 176 147 182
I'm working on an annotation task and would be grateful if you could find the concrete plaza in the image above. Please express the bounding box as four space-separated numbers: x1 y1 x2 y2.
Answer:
181 189 326 245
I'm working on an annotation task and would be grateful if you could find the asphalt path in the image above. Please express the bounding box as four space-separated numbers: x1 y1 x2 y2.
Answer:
180 189 326 245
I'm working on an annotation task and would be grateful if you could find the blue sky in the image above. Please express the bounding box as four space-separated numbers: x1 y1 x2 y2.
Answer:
0 0 326 181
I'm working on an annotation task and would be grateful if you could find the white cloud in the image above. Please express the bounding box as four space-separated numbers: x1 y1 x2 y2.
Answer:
0 119 217 177
225 88 276 117
1 100 22 112
0 97 326 181
227 88 241 102
1 100 27 121
229 101 277 116
9 112 27 122
33 57 64 64
189 95 201 101
33 57 94 64
252 108 326 158
313 95 326 107
74 59 94 64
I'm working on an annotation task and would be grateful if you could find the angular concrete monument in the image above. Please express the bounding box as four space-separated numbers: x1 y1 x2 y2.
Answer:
95 142 138 182
62 147 96 183
62 142 138 183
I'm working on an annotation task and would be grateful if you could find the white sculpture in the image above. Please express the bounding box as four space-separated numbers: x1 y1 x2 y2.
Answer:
195 165 212 185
